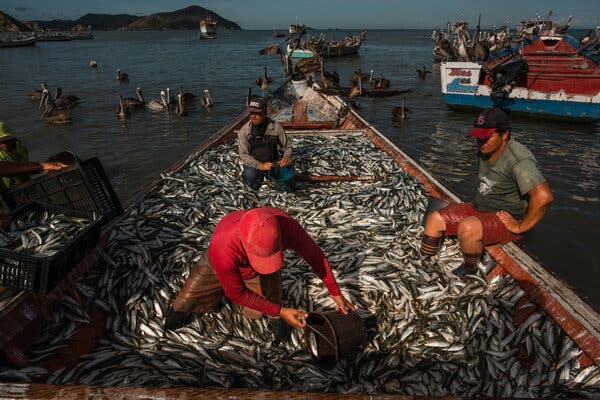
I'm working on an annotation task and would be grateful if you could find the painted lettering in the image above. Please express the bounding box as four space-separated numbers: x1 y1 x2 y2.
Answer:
449 68 472 77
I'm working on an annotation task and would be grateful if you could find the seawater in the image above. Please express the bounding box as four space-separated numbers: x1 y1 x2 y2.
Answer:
0 29 598 305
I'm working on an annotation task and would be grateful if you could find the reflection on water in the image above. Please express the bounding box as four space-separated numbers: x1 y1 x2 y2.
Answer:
0 29 599 305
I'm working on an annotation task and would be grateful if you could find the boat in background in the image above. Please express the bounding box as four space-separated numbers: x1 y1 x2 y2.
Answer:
287 30 367 59
69 32 94 40
36 32 72 41
198 16 217 39
0 35 36 48
273 31 287 38
440 15 600 121
289 23 309 34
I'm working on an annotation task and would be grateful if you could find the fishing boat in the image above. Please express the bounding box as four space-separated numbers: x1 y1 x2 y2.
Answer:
0 36 36 48
69 32 94 40
273 31 287 38
289 23 307 34
440 20 600 120
36 33 72 42
287 31 367 59
198 16 217 40
0 79 598 398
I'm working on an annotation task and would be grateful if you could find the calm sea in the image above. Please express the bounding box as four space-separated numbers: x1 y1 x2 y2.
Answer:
0 29 598 305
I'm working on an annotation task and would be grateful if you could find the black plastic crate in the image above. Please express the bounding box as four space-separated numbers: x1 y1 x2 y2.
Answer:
0 202 102 293
0 157 123 225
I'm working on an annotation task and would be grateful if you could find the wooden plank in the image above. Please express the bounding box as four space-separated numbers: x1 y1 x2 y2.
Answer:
0 383 464 400
284 129 363 136
278 121 336 129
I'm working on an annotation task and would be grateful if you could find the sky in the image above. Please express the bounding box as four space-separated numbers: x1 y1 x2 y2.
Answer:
3 0 600 29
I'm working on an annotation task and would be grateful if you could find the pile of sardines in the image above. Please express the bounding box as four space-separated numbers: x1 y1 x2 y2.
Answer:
0 208 91 256
4 135 598 398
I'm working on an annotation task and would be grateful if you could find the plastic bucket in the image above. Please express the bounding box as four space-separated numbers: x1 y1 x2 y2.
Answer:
291 78 308 97
304 310 366 369
420 196 449 227
268 165 295 182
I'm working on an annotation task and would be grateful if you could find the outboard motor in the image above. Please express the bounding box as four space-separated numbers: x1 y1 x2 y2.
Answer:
490 58 529 102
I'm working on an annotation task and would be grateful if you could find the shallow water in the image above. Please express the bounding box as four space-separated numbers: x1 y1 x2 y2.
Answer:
0 29 598 306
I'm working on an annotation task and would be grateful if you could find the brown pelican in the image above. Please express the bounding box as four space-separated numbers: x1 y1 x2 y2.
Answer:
322 70 340 88
123 87 145 108
147 91 168 111
392 98 409 122
255 66 274 92
165 88 175 109
28 82 51 101
175 93 187 117
41 104 72 125
116 95 130 119
179 85 195 103
416 66 431 79
201 89 213 108
54 87 79 108
116 69 129 82
89 60 97 69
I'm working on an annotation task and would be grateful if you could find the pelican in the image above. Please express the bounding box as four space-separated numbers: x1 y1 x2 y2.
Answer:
165 88 175 109
41 104 72 125
28 82 51 101
116 69 129 82
255 66 274 92
147 91 168 111
201 89 213 108
179 85 195 103
53 87 79 108
175 93 187 117
89 60 97 69
123 87 145 108
116 95 130 118
392 98 409 122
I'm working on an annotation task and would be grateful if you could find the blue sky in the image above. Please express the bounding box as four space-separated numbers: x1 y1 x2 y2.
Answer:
4 1 600 29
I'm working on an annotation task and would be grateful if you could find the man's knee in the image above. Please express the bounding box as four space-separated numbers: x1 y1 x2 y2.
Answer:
457 217 482 240
424 210 446 234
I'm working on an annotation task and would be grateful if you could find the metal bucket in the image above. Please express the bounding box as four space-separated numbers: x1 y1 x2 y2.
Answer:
304 311 366 369
420 196 449 227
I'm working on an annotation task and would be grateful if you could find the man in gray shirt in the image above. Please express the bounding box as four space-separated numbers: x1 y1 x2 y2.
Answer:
420 108 554 276
238 97 293 191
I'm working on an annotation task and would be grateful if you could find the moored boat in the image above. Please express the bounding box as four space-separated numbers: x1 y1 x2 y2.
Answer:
289 23 307 34
0 80 598 398
69 32 94 40
273 31 287 38
439 15 600 120
287 31 367 59
198 16 217 39
0 36 36 48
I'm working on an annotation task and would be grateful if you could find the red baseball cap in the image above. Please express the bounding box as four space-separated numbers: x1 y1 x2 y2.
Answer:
468 108 510 139
239 208 283 274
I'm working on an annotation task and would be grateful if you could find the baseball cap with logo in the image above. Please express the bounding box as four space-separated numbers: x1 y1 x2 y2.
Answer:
239 207 283 274
467 108 510 140
246 97 267 113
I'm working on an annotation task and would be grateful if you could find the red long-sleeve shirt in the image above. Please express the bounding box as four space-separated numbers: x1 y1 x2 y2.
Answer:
207 207 341 317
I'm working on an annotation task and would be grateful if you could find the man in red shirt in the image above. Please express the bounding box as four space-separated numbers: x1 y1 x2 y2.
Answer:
165 207 354 334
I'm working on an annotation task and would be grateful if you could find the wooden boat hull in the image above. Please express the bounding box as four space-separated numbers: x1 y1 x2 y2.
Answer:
0 80 598 397
0 37 36 48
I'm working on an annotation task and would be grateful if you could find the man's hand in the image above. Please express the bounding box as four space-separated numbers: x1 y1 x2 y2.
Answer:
40 162 67 172
278 157 292 167
259 162 274 171
332 294 355 314
279 307 308 328
496 210 523 234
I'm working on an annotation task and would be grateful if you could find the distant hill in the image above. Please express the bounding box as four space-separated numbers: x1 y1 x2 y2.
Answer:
0 5 240 31
125 6 240 30
0 11 32 31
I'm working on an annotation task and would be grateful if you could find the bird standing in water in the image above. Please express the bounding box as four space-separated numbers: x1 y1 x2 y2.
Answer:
256 66 274 94
116 69 129 82
201 89 213 109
